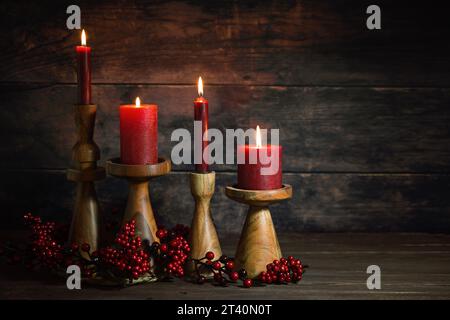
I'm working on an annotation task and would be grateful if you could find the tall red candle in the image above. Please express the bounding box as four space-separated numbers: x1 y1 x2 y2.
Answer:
237 126 282 190
76 30 91 105
194 76 209 172
120 97 158 165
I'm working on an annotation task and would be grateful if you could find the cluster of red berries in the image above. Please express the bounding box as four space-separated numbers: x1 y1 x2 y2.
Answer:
23 213 64 270
148 227 191 278
98 220 151 280
0 213 307 289
194 251 253 288
258 256 303 284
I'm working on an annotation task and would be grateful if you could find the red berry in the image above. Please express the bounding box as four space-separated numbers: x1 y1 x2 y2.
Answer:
225 260 235 271
243 278 253 288
230 271 239 281
213 261 222 270
160 244 168 253
156 229 166 239
205 251 215 260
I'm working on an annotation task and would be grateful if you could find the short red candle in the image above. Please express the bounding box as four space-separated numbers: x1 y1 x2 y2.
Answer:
120 98 158 165
76 30 91 105
194 77 209 173
237 127 282 190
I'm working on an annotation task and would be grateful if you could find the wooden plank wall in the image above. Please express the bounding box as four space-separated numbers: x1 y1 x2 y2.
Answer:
1 0 450 232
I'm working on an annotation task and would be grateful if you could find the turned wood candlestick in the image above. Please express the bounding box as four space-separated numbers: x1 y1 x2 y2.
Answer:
225 185 292 279
106 158 171 244
186 172 222 277
67 104 105 260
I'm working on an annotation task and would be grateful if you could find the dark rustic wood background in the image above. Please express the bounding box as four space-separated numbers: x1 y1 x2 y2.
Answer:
1 0 450 232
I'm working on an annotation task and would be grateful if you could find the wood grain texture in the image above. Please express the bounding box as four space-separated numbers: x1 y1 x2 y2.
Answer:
187 172 222 277
67 104 104 259
2 233 450 299
1 0 450 232
226 186 291 278
234 206 282 279
107 157 171 179
71 105 100 168
2 171 449 233
226 185 292 206
106 158 171 242
68 181 101 258
1 84 449 173
1 0 450 86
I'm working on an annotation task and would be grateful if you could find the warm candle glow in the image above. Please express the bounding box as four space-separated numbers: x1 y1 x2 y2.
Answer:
81 29 87 46
135 97 141 108
256 125 262 148
198 76 203 96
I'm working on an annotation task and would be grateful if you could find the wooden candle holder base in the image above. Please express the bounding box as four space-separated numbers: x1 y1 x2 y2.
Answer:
186 172 222 278
67 168 105 260
225 185 292 279
67 104 105 260
106 158 171 244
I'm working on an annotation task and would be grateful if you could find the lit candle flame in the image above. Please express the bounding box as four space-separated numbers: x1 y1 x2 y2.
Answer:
198 76 203 96
135 97 141 108
256 125 262 148
81 29 87 46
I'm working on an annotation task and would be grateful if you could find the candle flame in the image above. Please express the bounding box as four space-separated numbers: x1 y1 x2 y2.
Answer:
81 29 87 46
198 76 203 96
135 97 141 108
256 125 262 148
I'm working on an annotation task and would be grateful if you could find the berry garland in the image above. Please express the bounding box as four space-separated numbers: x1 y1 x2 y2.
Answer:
0 213 306 288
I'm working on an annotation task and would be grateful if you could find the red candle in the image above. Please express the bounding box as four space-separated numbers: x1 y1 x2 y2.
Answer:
120 97 158 165
237 126 283 190
194 76 209 172
76 30 91 105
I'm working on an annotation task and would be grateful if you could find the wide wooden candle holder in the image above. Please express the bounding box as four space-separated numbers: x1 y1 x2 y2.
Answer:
225 184 292 279
186 172 222 277
106 157 171 244
67 104 105 260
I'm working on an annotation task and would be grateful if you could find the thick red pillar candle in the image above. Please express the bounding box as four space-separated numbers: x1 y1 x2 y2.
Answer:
194 76 209 172
76 30 91 105
237 127 282 190
120 98 158 165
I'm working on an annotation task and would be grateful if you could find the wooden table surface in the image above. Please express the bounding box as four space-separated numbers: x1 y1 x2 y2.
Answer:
1 233 450 300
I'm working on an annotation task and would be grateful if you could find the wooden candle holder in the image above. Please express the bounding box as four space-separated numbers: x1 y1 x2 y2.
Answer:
106 157 171 244
67 104 105 260
186 172 222 277
225 185 292 279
